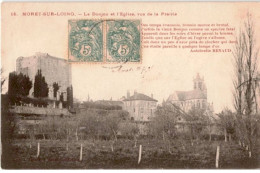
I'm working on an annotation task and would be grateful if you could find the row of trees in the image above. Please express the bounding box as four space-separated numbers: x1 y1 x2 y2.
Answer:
8 69 73 108
18 103 213 142
77 101 123 110
27 109 138 148
8 70 48 99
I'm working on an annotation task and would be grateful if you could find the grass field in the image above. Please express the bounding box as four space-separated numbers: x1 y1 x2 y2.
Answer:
2 139 260 169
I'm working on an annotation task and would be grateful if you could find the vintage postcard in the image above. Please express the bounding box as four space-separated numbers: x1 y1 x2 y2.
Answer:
1 2 260 169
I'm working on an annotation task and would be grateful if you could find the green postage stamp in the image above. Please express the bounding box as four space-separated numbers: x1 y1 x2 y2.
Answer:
68 19 141 63
68 20 103 62
106 20 141 62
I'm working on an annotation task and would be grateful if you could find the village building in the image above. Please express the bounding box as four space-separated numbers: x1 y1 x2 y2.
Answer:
123 90 158 121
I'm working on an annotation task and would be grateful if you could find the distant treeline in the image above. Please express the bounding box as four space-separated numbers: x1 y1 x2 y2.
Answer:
76 101 123 111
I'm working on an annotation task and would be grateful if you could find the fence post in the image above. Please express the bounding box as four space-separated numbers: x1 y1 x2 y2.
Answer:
79 144 83 161
111 144 114 152
76 129 79 141
248 145 252 158
245 145 248 150
66 143 69 151
224 129 227 142
216 146 220 168
37 142 40 158
67 129 69 142
138 145 142 164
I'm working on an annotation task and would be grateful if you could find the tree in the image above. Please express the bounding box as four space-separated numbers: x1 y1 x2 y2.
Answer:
8 72 19 98
8 72 32 97
76 109 102 141
232 13 259 157
18 73 32 96
232 28 245 116
150 104 178 140
1 95 17 140
8 72 32 105
217 108 236 142
67 85 73 109
1 94 18 168
53 82 59 98
119 121 139 147
184 107 208 142
105 113 121 141
60 92 64 102
34 69 48 98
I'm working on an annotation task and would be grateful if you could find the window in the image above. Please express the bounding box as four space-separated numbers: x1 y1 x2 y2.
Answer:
202 100 206 108
198 82 202 90
197 100 200 108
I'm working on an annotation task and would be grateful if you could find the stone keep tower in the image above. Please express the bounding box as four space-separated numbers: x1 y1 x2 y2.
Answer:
16 52 72 101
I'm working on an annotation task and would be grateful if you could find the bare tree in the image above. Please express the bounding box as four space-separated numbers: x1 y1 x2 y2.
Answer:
232 28 245 116
149 103 188 154
150 104 178 141
119 121 139 147
233 13 259 157
185 107 209 143
243 13 258 117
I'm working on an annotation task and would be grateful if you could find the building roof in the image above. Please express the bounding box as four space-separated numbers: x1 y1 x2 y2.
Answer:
17 52 68 62
123 92 157 102
167 90 207 101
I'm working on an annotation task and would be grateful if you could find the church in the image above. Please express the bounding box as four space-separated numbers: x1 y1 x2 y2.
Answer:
167 73 213 113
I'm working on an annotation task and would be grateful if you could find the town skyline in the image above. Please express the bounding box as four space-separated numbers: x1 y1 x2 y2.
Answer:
2 52 228 113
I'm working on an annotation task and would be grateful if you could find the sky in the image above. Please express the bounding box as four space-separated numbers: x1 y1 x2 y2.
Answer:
1 2 260 113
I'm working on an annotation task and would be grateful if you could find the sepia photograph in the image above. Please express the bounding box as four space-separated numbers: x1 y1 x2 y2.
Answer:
1 2 260 169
